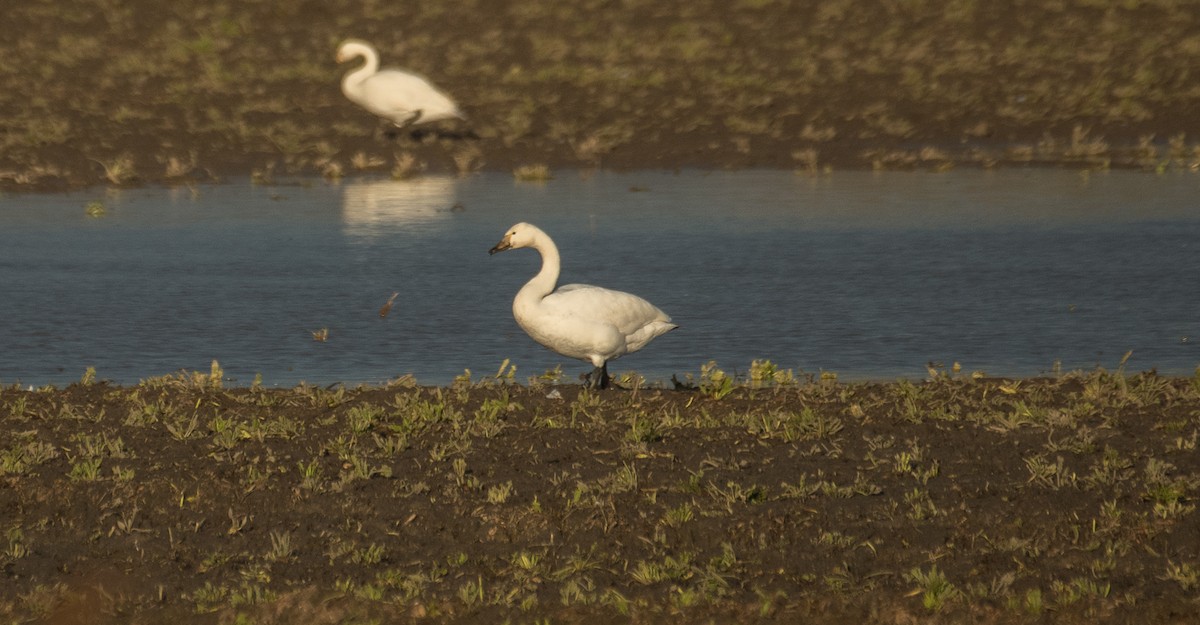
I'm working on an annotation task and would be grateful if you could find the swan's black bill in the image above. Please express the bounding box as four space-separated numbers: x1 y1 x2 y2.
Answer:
489 240 513 255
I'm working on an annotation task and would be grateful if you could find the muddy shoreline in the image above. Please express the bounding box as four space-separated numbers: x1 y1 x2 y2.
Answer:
2 368 1199 623
4 1 1200 191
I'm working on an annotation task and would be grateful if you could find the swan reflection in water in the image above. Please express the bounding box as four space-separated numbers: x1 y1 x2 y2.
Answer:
340 176 457 238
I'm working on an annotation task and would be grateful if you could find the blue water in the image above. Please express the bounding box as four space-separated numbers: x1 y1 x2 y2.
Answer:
0 170 1197 386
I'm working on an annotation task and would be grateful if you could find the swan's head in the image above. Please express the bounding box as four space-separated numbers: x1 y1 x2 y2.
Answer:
336 39 374 63
489 222 541 255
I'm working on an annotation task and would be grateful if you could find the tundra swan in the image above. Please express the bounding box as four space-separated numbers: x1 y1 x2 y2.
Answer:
336 39 465 129
489 223 677 389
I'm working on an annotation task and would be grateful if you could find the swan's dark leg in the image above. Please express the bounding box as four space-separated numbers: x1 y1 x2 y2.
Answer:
584 363 611 390
403 110 426 139
381 111 425 140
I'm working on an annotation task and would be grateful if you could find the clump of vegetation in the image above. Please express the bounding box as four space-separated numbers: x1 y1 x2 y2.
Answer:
513 163 552 182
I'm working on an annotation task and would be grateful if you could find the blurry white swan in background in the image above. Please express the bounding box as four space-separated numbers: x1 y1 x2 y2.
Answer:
336 39 465 129
340 177 456 238
489 223 677 389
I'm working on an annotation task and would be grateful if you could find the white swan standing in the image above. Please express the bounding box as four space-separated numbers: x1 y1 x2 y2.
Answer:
489 223 677 389
336 39 465 129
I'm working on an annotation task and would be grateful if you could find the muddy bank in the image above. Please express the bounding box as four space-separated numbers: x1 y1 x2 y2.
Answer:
2 367 1199 623
3 1 1200 191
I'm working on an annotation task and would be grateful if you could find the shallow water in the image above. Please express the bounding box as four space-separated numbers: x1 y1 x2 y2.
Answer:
1 169 1197 387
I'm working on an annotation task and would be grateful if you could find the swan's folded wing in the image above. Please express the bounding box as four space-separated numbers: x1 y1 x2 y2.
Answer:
370 71 460 120
363 73 423 110
549 284 674 336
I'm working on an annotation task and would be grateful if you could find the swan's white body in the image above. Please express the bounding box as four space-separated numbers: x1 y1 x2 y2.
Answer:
336 39 464 127
489 223 677 388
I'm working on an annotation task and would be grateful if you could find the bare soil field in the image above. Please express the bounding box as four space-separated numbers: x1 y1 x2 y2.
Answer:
3 0 1200 190
2 365 1199 624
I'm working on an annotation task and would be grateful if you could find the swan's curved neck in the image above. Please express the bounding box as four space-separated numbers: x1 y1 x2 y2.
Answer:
342 50 378 94
524 233 561 299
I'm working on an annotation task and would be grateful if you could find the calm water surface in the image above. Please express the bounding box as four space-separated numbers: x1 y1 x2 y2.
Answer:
1 170 1197 386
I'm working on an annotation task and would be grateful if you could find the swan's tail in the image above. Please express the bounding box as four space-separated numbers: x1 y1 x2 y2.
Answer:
625 321 678 354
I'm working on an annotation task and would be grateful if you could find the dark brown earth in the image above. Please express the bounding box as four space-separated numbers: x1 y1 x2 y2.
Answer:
2 367 1199 623
3 1 1200 191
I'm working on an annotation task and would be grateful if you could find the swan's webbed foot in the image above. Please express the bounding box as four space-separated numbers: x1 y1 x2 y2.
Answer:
583 363 611 390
